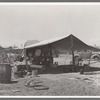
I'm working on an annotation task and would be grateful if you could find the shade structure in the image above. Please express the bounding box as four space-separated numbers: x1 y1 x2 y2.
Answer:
24 34 100 67
24 34 100 66
25 34 100 52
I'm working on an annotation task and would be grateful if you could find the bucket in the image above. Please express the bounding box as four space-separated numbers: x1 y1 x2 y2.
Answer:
80 69 84 74
84 64 90 72
32 69 38 77
0 63 12 83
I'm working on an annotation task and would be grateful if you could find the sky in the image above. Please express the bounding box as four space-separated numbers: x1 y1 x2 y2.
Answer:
0 3 100 48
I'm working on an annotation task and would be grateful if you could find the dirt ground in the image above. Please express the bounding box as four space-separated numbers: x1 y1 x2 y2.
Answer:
1 61 100 96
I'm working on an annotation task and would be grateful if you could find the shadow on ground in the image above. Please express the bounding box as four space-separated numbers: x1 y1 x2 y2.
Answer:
0 80 18 84
39 65 100 75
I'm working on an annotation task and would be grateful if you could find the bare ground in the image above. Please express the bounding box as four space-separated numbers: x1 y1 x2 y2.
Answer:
0 72 100 96
1 61 100 96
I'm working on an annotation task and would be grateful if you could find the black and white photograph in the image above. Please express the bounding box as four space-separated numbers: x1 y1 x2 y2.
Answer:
0 2 100 97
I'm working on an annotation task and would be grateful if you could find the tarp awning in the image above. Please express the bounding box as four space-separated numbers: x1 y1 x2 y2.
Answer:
24 35 68 49
25 34 100 52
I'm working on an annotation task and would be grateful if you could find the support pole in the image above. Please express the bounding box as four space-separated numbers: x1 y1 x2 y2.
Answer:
72 48 75 66
88 50 92 65
71 35 75 72
71 35 75 71
24 48 28 73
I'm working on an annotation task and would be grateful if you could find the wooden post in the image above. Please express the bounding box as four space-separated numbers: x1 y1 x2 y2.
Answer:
71 35 75 72
71 48 75 66
50 45 53 68
24 48 28 73
88 50 92 65
71 34 75 66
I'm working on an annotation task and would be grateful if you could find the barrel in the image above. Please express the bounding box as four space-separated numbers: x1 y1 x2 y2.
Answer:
0 63 12 83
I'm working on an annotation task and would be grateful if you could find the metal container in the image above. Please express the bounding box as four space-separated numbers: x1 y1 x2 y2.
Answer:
80 69 84 74
0 63 11 83
32 69 38 77
84 64 90 72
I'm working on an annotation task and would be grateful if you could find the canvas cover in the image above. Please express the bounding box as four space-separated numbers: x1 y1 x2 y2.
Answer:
52 34 100 53
25 34 100 52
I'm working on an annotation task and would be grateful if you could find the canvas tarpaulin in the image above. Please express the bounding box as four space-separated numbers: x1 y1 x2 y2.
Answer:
25 34 100 53
52 35 99 52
